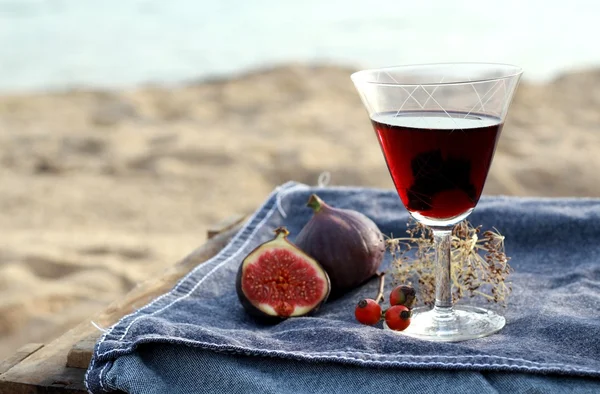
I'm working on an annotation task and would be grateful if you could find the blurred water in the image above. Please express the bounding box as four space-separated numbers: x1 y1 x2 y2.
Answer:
0 0 599 92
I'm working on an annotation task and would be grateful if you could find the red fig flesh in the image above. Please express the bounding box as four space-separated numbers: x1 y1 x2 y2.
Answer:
295 194 385 297
236 227 330 320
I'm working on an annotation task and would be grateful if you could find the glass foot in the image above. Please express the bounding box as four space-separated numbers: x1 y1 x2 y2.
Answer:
384 305 505 342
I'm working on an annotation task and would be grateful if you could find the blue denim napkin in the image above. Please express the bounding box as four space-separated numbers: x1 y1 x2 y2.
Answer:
86 182 600 393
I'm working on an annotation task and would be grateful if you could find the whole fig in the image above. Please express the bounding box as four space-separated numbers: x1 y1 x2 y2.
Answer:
295 194 385 298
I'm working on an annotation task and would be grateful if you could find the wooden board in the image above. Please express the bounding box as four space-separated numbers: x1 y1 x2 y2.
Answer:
0 344 44 375
0 215 245 394
66 334 98 370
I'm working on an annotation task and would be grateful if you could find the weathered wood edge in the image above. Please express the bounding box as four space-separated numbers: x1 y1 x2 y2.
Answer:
65 335 97 370
0 344 44 375
0 215 246 394
207 214 246 239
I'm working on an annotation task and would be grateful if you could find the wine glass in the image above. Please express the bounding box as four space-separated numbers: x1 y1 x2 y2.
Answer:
351 63 522 342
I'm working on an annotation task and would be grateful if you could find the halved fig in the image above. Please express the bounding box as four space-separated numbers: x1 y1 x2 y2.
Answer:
236 227 330 321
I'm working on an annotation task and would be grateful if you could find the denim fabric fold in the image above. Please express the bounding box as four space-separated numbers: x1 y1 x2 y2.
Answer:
86 182 600 393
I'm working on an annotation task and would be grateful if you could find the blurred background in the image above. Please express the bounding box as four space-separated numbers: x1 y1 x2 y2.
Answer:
1 0 599 358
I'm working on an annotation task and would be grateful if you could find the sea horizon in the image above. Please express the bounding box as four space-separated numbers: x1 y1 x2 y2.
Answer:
1 0 599 93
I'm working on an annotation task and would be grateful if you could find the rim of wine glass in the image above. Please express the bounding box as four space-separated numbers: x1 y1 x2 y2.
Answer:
351 62 523 87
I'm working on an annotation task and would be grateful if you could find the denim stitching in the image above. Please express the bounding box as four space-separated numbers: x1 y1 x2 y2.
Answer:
98 362 110 392
96 335 599 374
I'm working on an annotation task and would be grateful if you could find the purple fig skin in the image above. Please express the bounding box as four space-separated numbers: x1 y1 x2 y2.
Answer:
295 194 385 298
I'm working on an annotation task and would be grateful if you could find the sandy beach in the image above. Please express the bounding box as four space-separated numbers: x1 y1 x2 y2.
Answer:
1 64 599 358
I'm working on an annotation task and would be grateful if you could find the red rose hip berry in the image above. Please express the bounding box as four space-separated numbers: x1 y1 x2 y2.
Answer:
389 285 416 308
354 299 382 325
385 305 412 331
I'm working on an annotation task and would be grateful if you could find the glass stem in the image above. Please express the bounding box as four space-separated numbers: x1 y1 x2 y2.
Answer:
432 228 453 314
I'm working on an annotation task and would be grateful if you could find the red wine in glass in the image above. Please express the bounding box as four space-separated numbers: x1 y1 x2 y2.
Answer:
353 63 522 342
371 111 503 220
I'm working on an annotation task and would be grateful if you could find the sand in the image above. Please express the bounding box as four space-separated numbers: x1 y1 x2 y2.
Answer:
1 64 599 359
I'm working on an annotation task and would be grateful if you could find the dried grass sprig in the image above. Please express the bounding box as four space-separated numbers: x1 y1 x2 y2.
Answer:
387 219 513 307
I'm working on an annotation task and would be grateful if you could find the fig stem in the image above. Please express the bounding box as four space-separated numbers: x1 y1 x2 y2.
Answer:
274 227 290 238
375 273 386 304
307 194 324 213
